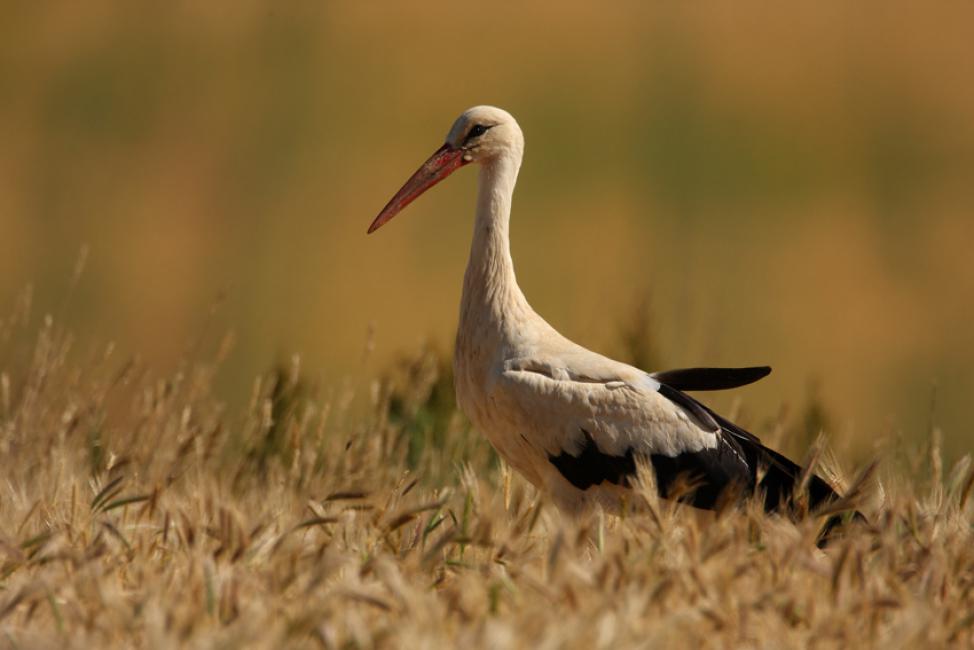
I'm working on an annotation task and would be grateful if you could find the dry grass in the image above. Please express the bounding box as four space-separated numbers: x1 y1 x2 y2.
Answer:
1 317 973 650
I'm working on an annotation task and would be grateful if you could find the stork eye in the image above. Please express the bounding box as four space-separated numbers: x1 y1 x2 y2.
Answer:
467 124 488 140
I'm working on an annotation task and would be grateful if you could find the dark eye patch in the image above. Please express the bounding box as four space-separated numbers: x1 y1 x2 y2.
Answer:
465 124 489 141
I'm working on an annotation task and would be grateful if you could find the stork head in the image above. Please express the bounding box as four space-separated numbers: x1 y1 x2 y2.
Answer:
367 105 523 233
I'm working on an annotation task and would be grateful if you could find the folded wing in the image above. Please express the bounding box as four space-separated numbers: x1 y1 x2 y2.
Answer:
494 358 845 519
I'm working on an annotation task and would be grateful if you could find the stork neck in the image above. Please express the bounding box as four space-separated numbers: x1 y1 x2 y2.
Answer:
461 152 531 330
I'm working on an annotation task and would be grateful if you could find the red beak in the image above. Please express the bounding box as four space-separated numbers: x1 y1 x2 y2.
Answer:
367 143 468 234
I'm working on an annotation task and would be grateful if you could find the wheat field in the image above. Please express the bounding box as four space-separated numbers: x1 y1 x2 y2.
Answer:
1 309 972 650
3 2 974 647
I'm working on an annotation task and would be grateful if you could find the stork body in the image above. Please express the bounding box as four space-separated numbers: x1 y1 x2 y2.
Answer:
370 106 846 521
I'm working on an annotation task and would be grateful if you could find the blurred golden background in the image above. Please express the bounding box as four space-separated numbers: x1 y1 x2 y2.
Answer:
2 2 972 460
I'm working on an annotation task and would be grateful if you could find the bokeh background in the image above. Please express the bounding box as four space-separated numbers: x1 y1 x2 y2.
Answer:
2 1 972 461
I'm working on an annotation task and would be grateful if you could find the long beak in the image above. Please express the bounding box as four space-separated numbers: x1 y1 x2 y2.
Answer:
367 143 468 234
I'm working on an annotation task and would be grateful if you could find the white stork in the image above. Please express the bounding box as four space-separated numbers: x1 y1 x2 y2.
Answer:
368 106 855 535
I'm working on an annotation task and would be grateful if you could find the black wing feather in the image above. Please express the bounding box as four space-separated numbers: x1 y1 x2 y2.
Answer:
548 429 636 490
655 381 845 515
651 366 771 391
656 383 720 432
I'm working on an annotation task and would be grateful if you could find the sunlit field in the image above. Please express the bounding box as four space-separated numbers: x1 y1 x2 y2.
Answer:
2 1 974 647
0 317 972 648
2 1 973 457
